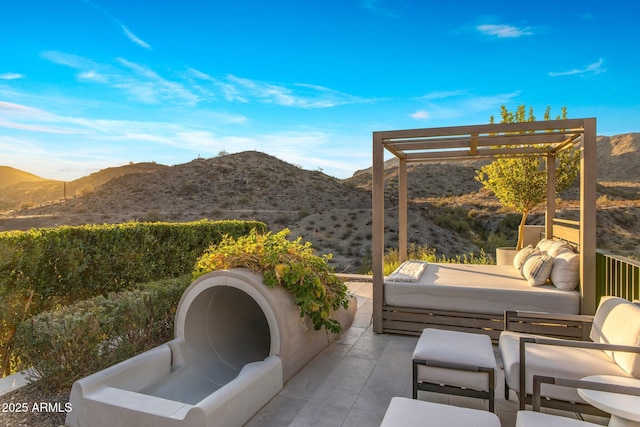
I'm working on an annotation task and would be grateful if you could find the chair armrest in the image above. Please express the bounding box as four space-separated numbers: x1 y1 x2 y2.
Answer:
505 310 594 340
505 310 594 326
517 336 640 410
532 375 640 411
530 336 640 354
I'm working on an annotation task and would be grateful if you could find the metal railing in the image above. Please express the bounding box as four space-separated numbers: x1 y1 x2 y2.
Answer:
596 249 640 302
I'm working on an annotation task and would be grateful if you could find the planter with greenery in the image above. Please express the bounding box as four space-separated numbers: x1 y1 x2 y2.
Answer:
193 228 350 334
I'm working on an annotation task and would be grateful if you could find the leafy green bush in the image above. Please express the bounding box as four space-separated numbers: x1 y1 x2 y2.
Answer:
365 243 494 276
14 276 190 392
193 229 350 333
0 219 265 376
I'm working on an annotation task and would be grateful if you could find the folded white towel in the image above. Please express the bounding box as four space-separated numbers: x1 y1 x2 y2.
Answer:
387 260 428 283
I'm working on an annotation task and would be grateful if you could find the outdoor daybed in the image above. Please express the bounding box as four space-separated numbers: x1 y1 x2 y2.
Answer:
372 119 597 339
385 260 579 316
383 237 583 340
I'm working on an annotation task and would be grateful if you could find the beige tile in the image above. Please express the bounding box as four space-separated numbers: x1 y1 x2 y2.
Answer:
245 395 307 426
288 402 350 427
341 408 385 427
251 282 528 427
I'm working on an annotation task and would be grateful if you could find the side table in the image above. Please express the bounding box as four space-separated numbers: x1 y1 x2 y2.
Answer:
578 375 640 427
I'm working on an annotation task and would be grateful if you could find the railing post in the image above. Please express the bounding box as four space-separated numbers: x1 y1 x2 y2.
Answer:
596 249 640 302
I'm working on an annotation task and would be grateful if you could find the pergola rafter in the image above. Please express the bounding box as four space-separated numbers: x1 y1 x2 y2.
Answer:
372 118 597 334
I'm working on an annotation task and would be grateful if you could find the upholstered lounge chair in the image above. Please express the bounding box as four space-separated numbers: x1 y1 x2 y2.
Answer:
381 375 640 427
500 296 640 414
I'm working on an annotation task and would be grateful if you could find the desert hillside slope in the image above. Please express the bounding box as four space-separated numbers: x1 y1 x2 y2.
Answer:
2 134 640 271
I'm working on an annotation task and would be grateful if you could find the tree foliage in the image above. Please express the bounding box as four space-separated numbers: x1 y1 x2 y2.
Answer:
476 105 581 249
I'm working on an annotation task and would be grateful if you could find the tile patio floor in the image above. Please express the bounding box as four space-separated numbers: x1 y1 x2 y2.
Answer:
246 281 610 427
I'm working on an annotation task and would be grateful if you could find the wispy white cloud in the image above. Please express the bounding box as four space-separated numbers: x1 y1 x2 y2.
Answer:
410 110 430 120
411 91 521 121
416 90 469 101
0 97 365 180
549 59 606 77
115 58 199 104
186 69 365 108
0 119 82 134
42 54 362 110
0 72 25 80
224 75 364 108
121 25 151 49
477 23 533 38
41 51 94 68
0 101 88 134
360 0 400 18
81 0 151 49
42 51 199 105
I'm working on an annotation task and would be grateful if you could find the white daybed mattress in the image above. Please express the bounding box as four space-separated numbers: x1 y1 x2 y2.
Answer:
384 263 580 315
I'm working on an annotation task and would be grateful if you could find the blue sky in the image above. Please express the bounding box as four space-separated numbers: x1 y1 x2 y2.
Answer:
1 0 639 181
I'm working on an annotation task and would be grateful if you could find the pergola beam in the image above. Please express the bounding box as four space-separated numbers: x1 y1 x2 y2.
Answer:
378 118 588 140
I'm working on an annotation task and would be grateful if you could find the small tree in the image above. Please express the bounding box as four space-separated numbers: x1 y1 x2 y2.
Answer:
476 105 580 249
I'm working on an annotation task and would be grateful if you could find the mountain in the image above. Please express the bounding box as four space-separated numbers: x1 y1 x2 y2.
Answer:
596 133 640 182
1 134 640 271
0 166 49 188
0 162 166 211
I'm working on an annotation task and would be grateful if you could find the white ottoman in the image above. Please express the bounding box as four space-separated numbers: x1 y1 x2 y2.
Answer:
381 397 501 427
412 328 497 412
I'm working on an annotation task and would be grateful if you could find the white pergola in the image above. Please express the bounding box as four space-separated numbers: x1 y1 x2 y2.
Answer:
372 118 597 334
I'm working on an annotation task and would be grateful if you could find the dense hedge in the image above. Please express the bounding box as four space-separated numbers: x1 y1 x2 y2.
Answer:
0 219 266 375
14 276 191 392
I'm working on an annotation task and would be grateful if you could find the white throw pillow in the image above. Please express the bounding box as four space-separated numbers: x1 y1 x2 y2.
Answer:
513 245 535 271
548 241 575 257
550 250 580 290
521 251 553 286
535 238 555 252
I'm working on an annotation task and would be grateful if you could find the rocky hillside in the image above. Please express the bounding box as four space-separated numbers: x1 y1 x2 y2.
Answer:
0 162 166 211
2 134 640 271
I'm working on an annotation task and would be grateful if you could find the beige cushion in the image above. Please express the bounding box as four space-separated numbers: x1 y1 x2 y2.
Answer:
536 238 575 256
381 397 501 427
590 296 640 377
521 251 553 286
513 245 535 270
385 263 580 316
499 330 631 403
550 251 580 291
535 238 556 252
413 329 497 392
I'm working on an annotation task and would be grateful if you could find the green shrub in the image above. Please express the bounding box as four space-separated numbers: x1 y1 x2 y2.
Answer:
14 276 190 392
0 219 265 376
193 229 350 334
366 243 495 276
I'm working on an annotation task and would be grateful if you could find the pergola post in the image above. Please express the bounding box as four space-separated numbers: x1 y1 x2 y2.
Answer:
372 132 385 333
581 118 597 314
398 157 408 263
546 153 556 240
